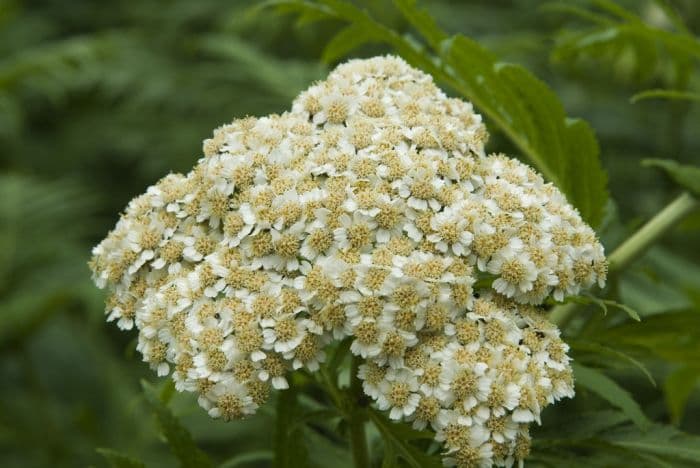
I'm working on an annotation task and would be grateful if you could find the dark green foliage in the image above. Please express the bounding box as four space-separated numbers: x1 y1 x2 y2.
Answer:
98 448 147 468
572 363 650 429
142 381 213 468
643 158 700 196
368 409 441 468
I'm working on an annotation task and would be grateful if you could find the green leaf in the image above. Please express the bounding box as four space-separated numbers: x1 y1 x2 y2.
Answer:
198 34 325 101
601 423 700 464
368 408 440 468
218 450 274 468
605 300 641 321
392 0 446 50
631 89 700 103
651 0 691 34
533 409 629 440
97 448 147 468
592 0 641 22
594 311 700 363
642 159 700 198
570 340 655 386
572 363 650 430
142 380 213 468
549 0 700 84
533 417 700 467
664 366 700 425
274 386 309 468
567 294 641 321
322 23 376 64
441 35 608 226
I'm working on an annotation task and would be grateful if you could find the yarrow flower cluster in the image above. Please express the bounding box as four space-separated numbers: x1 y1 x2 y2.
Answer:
90 56 606 467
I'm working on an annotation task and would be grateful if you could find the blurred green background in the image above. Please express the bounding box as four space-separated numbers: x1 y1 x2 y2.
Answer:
1 0 699 467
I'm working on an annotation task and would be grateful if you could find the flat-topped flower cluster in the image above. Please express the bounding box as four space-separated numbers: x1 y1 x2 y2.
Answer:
90 56 606 468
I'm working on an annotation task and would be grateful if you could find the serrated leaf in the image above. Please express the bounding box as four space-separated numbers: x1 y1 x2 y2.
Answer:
570 340 655 386
274 386 309 468
594 311 700 363
572 363 650 430
664 366 700 425
567 294 641 321
392 0 446 50
533 419 699 467
601 423 700 464
442 35 608 226
97 448 147 468
142 380 213 468
642 159 700 197
607 300 641 321
549 0 700 84
368 409 441 468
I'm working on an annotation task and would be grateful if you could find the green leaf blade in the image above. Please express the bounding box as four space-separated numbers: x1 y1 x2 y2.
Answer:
631 89 700 103
443 35 608 227
392 0 447 50
664 366 700 425
322 24 376 64
368 409 441 468
642 159 700 198
602 424 700 464
97 448 147 468
142 381 213 468
572 363 651 430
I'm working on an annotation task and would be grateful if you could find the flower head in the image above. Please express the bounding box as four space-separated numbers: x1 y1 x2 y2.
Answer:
90 56 606 467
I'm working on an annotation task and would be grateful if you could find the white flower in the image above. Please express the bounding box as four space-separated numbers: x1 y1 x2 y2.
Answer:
206 378 258 420
333 212 377 251
89 56 606 467
376 368 420 420
261 314 306 353
489 248 538 298
427 208 474 256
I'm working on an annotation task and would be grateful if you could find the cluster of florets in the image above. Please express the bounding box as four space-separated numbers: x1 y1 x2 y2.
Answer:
90 56 606 467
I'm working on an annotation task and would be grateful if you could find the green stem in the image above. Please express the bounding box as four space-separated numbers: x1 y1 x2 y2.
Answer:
550 192 698 327
348 355 369 468
607 192 697 271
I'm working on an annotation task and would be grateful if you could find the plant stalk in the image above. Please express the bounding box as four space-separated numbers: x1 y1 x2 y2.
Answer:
607 192 697 271
550 191 698 327
348 355 369 468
